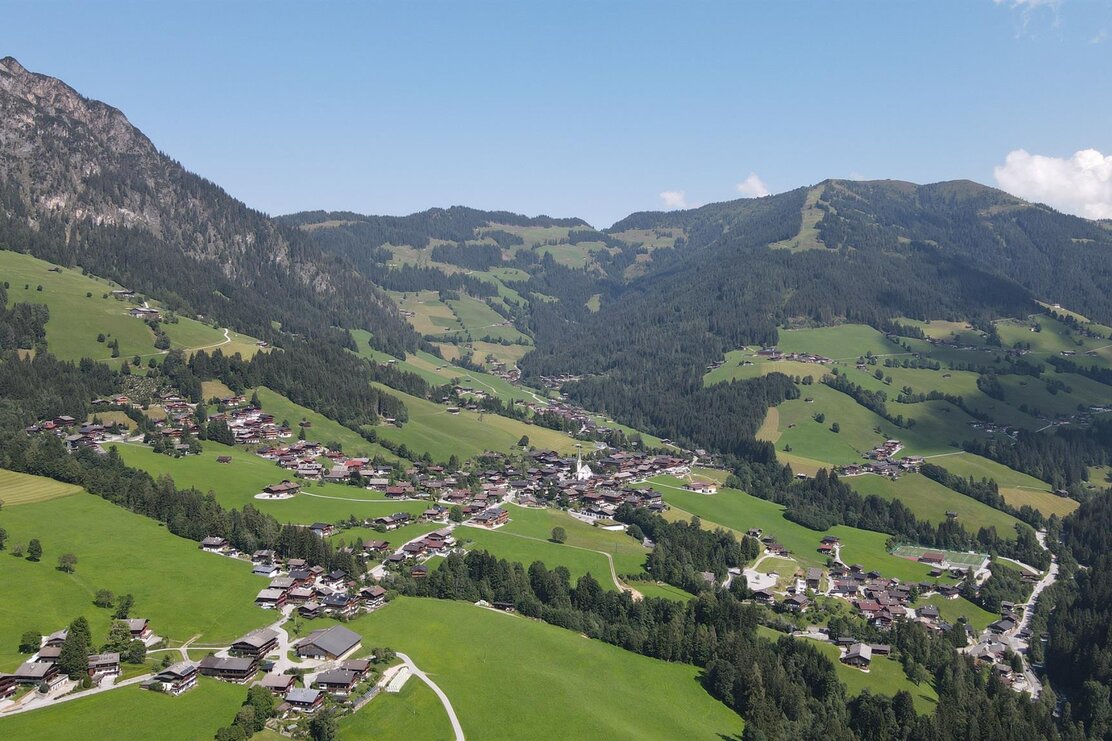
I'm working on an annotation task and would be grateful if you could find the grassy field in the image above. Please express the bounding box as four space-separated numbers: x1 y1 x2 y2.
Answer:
112 441 428 525
493 506 649 574
936 453 1077 517
458 525 623 590
250 386 404 464
0 490 269 672
912 596 997 632
776 324 905 360
371 384 578 461
0 678 248 740
0 468 82 506
340 675 453 740
0 249 259 363
445 295 530 345
846 473 1022 535
341 597 744 740
648 476 957 583
388 290 462 336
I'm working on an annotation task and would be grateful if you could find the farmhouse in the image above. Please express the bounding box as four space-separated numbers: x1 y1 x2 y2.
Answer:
260 672 296 695
843 643 872 669
149 662 198 695
255 588 287 609
314 668 359 694
229 628 278 658
87 652 121 679
284 687 324 713
685 481 718 494
295 625 362 660
262 481 301 497
125 618 152 639
198 656 257 683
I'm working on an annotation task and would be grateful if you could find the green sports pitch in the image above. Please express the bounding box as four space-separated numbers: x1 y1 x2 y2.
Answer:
890 545 988 570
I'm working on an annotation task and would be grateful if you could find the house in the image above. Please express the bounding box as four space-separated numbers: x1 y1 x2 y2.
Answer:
295 625 362 660
918 551 946 566
784 594 809 612
0 674 19 700
843 643 873 669
360 585 387 607
200 536 229 552
339 659 371 679
314 668 359 694
260 672 297 695
255 588 287 609
322 593 357 617
989 617 1017 634
309 522 335 538
150 662 198 695
35 646 62 663
198 656 258 683
12 661 58 684
44 629 68 648
229 628 278 659
685 481 719 494
806 568 823 589
284 687 324 713
87 653 121 679
472 507 509 527
124 618 152 640
262 481 301 497
252 563 281 578
298 601 323 619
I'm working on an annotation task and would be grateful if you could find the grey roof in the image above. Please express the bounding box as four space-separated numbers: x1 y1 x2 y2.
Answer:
286 687 322 704
234 628 278 648
315 668 358 685
296 625 361 657
260 672 295 688
846 643 873 661
155 662 196 680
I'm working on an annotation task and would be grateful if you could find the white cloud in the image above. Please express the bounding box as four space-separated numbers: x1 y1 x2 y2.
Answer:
659 190 689 209
994 148 1112 219
1091 28 1109 44
994 0 1062 33
735 173 770 198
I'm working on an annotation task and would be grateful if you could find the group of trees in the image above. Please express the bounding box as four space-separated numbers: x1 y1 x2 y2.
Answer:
964 419 1112 492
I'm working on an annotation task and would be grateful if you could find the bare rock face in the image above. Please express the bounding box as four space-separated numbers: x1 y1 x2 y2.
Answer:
0 55 306 283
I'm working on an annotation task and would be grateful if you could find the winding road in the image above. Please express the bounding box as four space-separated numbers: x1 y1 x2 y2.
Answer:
396 652 465 741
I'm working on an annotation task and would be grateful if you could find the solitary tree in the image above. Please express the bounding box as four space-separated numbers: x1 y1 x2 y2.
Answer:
19 631 41 653
449 506 465 523
94 589 115 608
113 594 134 619
57 553 78 573
0 526 7 550
551 527 567 544
26 539 42 561
58 617 91 679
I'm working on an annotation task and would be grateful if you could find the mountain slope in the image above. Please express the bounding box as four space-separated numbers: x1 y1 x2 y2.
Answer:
0 56 415 352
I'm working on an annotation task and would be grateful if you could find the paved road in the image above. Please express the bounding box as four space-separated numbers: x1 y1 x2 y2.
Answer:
0 673 152 716
396 652 464 741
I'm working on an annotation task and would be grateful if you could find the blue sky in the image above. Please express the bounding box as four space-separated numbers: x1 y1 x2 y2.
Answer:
3 0 1110 226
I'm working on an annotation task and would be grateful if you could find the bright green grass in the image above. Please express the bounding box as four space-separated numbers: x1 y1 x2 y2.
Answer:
704 352 826 386
467 340 532 370
756 626 937 713
912 596 997 632
0 468 82 506
494 506 649 574
251 386 404 463
0 249 257 363
328 521 443 552
112 441 427 525
445 295 530 344
933 453 1076 517
458 525 622 590
997 372 1111 418
342 597 744 740
776 325 906 361
847 473 1022 535
633 581 694 601
0 678 248 740
340 675 454 740
371 384 578 461
387 290 462 336
648 476 957 583
0 491 269 672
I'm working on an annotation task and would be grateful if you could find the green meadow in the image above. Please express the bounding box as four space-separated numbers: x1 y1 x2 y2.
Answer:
776 324 906 360
458 525 623 589
0 486 268 672
341 597 745 740
0 468 82 506
846 473 1022 535
340 676 454 740
935 453 1076 517
370 383 578 461
0 678 248 740
250 386 404 464
0 249 258 363
493 506 650 574
648 475 958 583
912 596 997 633
112 441 427 525
445 295 530 344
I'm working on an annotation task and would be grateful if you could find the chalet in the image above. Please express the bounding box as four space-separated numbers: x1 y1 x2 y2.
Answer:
12 661 58 685
255 588 287 609
843 643 872 669
363 539 390 554
87 653 121 679
298 601 323 619
411 564 429 579
806 568 823 589
284 687 324 713
989 617 1017 634
125 618 152 640
262 481 301 497
200 536 229 552
339 659 371 679
314 668 359 694
229 628 278 659
198 656 257 683
784 594 809 612
128 306 160 319
35 646 62 663
150 662 198 695
685 481 719 494
295 625 362 660
917 604 941 621
269 576 296 592
260 672 297 695
253 563 281 578
472 507 509 527
309 523 335 538
360 585 387 607
44 629 68 648
322 594 357 618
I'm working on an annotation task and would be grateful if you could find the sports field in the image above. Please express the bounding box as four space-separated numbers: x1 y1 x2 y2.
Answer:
0 491 269 672
890 545 988 570
341 597 745 740
0 468 82 506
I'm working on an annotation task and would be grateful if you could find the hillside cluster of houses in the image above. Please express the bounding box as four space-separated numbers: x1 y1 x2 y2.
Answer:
837 440 923 479
755 347 833 364
0 620 154 701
